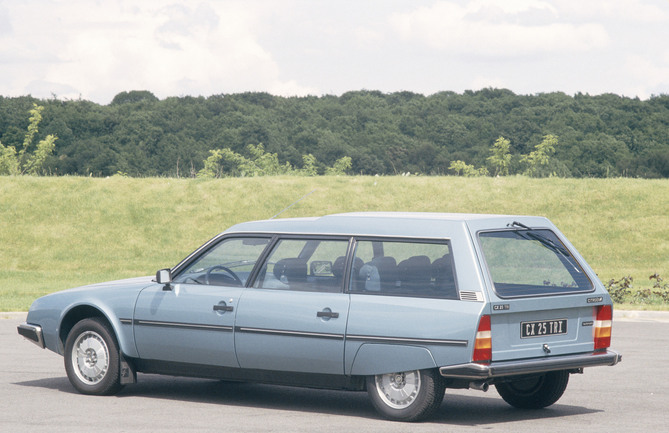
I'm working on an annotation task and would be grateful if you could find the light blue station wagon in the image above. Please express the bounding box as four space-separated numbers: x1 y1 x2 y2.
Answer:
18 212 621 421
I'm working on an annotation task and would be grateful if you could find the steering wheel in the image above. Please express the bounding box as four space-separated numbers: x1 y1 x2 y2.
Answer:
205 265 243 286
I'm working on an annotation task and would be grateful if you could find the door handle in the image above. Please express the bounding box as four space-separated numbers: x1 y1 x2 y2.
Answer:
317 310 339 319
213 304 234 312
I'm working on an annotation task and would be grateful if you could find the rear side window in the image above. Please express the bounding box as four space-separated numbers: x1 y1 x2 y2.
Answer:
349 239 458 299
479 229 592 298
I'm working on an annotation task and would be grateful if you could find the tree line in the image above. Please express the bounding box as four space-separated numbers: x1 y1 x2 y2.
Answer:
0 88 667 178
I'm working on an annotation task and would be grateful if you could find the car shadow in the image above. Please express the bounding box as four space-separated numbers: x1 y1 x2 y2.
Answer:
14 374 601 424
120 375 378 419
432 393 602 426
14 376 75 393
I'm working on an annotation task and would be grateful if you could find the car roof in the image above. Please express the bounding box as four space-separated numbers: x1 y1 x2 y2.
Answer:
224 212 551 239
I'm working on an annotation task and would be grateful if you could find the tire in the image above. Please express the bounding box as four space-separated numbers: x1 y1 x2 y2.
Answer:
495 370 569 409
366 369 445 422
64 318 123 395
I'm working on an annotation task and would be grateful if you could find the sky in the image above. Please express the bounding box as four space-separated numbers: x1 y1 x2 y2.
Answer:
1 0 668 105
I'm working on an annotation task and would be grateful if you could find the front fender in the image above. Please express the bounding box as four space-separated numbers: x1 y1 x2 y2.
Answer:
56 302 139 358
349 343 437 376
24 277 154 358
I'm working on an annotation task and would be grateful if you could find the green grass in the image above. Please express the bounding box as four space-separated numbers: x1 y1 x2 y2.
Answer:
1 175 667 311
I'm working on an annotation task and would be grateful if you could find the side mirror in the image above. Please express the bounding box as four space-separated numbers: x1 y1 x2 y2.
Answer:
156 268 172 287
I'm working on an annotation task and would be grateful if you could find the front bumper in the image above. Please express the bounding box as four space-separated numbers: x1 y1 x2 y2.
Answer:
17 323 45 349
439 349 622 380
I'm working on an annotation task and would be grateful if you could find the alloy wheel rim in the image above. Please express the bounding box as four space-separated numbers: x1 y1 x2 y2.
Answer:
71 331 109 385
374 370 421 409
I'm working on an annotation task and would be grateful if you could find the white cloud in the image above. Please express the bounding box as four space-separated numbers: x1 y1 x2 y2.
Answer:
470 75 507 91
556 0 669 22
623 51 669 99
389 1 609 57
0 0 667 102
0 0 315 103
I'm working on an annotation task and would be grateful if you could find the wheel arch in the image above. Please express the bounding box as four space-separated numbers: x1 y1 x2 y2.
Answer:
349 343 438 376
58 304 134 357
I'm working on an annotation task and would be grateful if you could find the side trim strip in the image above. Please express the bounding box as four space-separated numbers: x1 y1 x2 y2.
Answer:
123 319 467 347
132 319 233 332
346 334 468 347
235 326 344 341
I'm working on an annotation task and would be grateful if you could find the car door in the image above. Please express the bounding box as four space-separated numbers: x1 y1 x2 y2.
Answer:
133 236 271 367
234 237 351 375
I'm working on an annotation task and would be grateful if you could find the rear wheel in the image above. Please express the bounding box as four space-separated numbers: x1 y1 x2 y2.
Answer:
366 369 445 422
495 370 569 409
64 318 122 395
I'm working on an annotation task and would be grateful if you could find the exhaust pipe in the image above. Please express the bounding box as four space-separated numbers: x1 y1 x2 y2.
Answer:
469 381 489 392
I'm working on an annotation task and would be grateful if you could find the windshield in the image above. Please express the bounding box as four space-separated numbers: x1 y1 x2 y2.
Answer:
479 229 592 298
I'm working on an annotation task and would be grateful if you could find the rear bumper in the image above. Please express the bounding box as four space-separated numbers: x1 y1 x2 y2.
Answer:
439 349 622 380
17 323 45 349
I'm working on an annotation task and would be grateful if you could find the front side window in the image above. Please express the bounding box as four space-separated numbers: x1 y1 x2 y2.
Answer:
479 229 592 298
254 238 350 292
173 237 271 286
349 239 458 299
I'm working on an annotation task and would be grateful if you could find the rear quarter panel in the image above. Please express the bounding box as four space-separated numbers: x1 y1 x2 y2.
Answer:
345 295 484 375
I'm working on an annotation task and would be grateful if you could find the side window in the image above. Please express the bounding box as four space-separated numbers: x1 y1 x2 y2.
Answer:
350 239 457 299
172 237 271 286
254 238 349 292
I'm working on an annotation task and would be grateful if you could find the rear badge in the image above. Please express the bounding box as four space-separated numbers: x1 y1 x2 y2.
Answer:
587 297 604 303
493 304 510 311
582 321 594 327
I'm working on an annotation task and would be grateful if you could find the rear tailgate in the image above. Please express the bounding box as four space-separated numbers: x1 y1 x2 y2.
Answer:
465 216 614 363
489 295 604 361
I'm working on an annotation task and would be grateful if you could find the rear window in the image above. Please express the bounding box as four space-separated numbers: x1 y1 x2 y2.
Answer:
479 229 592 298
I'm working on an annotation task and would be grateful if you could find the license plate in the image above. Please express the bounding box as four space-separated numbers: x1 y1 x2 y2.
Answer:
521 319 567 338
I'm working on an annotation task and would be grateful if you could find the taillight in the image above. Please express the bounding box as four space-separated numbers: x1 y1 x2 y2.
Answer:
473 315 492 363
594 305 612 350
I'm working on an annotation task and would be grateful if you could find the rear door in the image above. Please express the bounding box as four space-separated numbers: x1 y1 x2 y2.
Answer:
234 237 351 375
467 217 611 362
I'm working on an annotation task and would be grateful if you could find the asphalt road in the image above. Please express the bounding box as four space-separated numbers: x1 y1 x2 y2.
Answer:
2 312 667 433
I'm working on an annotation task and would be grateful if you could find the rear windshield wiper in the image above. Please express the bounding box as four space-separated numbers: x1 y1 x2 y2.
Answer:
511 221 574 263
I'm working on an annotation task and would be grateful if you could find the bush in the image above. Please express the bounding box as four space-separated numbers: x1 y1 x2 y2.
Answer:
606 275 633 304
0 104 57 175
197 144 352 178
604 274 669 305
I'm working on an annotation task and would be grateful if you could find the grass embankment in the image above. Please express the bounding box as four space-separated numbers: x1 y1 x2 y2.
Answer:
1 176 667 311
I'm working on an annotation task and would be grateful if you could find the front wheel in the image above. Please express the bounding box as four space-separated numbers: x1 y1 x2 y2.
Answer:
64 318 122 395
366 369 445 422
495 370 569 409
